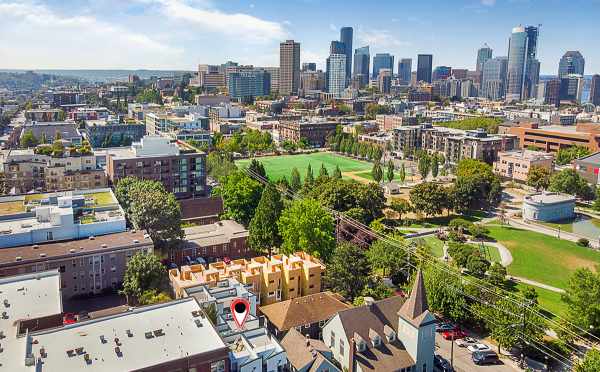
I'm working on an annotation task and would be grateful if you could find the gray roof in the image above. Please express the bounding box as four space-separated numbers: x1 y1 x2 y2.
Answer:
27 123 81 140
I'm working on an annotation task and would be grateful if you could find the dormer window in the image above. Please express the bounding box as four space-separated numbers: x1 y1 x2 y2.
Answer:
356 340 366 352
387 332 396 342
371 335 381 347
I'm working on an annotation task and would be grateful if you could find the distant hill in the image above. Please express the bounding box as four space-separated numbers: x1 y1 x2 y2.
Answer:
0 69 194 83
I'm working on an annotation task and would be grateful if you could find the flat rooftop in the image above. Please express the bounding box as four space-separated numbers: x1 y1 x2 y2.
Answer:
184 220 248 247
524 192 576 205
24 298 227 372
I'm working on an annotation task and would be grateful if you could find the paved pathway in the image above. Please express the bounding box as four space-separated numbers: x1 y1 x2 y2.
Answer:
507 275 566 294
466 240 513 267
508 218 600 249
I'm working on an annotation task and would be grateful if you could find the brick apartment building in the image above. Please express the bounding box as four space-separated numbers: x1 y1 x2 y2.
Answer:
500 121 600 153
494 150 554 182
278 120 337 147
177 220 250 264
106 135 207 199
0 230 153 299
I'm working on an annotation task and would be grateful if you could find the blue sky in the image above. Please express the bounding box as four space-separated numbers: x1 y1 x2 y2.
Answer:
0 0 599 74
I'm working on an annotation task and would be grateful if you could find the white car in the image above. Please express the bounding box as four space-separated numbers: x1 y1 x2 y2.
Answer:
455 337 476 347
467 343 491 353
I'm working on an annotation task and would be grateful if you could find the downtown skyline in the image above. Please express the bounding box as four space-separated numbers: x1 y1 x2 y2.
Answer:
0 0 599 75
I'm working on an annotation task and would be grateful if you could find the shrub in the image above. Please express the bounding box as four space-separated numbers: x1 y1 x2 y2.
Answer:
577 238 590 247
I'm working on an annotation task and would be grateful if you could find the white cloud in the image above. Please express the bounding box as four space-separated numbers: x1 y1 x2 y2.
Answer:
357 29 411 50
150 0 287 43
0 1 183 69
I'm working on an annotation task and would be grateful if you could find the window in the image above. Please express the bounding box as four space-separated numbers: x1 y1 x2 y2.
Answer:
339 339 345 356
268 291 275 297
59 265 66 273
422 364 426 372
210 360 225 372
330 332 335 348
72 259 77 267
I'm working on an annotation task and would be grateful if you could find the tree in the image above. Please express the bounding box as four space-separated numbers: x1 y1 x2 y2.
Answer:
248 159 266 179
305 164 314 185
575 349 600 372
561 267 600 337
138 289 171 305
487 262 507 287
409 182 447 217
318 163 329 178
549 169 595 200
399 163 406 184
527 165 552 191
325 242 370 300
366 237 407 279
213 171 263 226
114 176 144 215
386 160 395 182
371 161 383 183
418 153 431 180
20 129 38 148
390 199 411 222
422 263 468 322
207 152 237 180
129 187 183 244
248 184 284 256
278 198 336 261
465 252 490 278
290 167 302 191
431 156 439 178
452 159 502 212
556 146 590 166
333 165 342 179
121 252 166 303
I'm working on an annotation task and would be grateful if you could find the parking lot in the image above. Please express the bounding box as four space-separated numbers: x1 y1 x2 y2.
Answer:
435 333 519 372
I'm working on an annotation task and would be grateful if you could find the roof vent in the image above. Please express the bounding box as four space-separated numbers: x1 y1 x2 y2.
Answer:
126 329 133 337
101 244 108 248
15 256 22 262
133 239 139 244
89 236 95 240
145 332 154 339
131 229 136 234
194 319 203 327
100 335 106 344
33 245 39 249
39 253 46 258
69 249 76 253
153 329 164 337
3 299 8 307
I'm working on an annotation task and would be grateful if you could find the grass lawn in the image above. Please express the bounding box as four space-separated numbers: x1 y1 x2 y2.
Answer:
468 242 502 263
86 191 115 206
513 283 568 318
407 213 486 228
353 170 406 182
412 235 446 257
236 152 373 181
0 201 25 215
485 224 600 289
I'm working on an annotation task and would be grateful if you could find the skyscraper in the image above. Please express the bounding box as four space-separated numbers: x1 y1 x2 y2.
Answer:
353 46 370 87
228 70 270 102
506 26 529 101
330 41 345 55
476 44 493 72
523 26 540 99
417 54 433 83
326 53 346 98
432 66 452 81
591 75 600 106
378 69 392 94
398 58 412 84
302 63 316 72
373 53 394 79
544 79 561 107
340 27 353 81
481 56 508 100
558 51 585 78
279 40 301 96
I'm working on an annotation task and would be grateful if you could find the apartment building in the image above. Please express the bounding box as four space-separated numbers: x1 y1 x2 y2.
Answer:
18 122 83 146
0 230 153 298
169 252 325 306
358 132 393 149
277 119 337 147
180 220 249 264
0 270 230 372
500 121 600 153
84 119 146 148
1 148 106 194
25 109 64 122
375 114 418 131
105 136 207 199
0 189 126 248
393 125 422 155
494 150 554 182
574 152 600 185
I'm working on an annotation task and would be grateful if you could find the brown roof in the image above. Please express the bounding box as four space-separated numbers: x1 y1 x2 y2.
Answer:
0 230 153 267
259 292 351 331
280 328 335 371
337 295 405 342
398 269 433 327
179 196 223 220
354 339 414 371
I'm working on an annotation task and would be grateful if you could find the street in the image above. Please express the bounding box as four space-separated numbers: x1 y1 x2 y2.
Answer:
435 334 519 372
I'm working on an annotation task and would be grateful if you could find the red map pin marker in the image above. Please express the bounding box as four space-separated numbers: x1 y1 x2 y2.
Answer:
231 298 250 329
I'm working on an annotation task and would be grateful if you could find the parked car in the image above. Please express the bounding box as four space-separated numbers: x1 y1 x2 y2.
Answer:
467 343 491 353
472 350 500 365
436 323 455 333
194 257 207 265
63 313 77 325
223 256 231 264
168 262 178 269
434 354 454 372
455 337 476 347
442 329 466 340
184 256 193 265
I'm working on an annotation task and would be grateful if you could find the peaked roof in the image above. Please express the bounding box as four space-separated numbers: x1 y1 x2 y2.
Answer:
398 269 431 327
280 328 339 371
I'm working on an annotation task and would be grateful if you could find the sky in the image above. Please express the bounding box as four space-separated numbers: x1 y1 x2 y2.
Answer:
0 0 599 75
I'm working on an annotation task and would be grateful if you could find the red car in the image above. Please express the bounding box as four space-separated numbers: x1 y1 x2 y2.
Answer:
442 329 466 340
63 312 77 325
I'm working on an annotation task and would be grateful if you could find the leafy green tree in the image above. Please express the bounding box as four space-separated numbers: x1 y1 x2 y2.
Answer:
575 349 600 372
20 129 38 148
248 159 266 179
431 155 439 178
371 161 383 183
206 152 238 180
386 160 395 182
409 182 447 217
556 146 590 166
114 176 143 214
248 184 284 256
390 199 411 222
549 169 595 200
423 263 468 322
278 198 336 261
432 117 503 133
367 237 407 278
561 267 600 337
121 252 166 303
213 171 263 226
399 163 406 184
138 289 171 305
487 262 507 287
354 279 394 305
129 187 183 244
290 167 302 191
365 103 392 119
452 159 502 212
418 153 431 180
318 163 329 178
325 242 370 300
521 286 539 304
305 164 314 185
527 165 552 191
333 165 342 179
465 253 491 278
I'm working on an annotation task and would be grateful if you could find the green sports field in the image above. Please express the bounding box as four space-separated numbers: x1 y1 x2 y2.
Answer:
236 152 374 181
